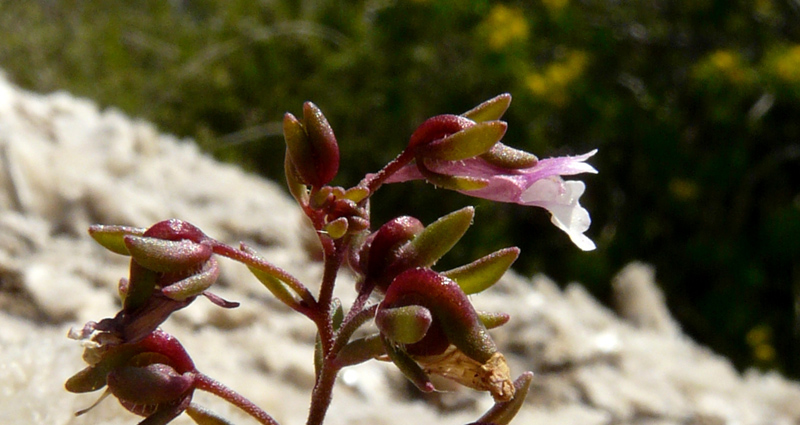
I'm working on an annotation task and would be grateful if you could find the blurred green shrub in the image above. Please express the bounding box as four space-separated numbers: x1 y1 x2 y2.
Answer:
1 0 798 377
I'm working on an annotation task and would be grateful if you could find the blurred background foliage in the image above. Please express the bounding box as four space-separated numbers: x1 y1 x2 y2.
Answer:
1 0 798 377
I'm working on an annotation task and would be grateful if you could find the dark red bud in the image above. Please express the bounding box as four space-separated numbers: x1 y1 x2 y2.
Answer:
284 103 340 188
107 363 194 406
363 216 425 292
138 329 196 373
143 219 207 243
408 115 475 149
381 268 497 363
303 102 340 186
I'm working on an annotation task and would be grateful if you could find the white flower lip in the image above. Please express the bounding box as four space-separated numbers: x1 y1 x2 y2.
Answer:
521 178 596 251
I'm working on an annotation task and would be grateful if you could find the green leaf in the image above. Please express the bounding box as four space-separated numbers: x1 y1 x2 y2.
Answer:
376 305 433 344
381 336 435 393
477 311 511 329
65 365 110 393
480 142 539 169
161 258 220 301
314 333 323 377
442 247 519 295
239 244 315 309
88 225 146 255
332 299 344 331
65 345 141 393
420 121 507 161
124 236 212 273
248 264 302 309
462 93 512 122
186 404 237 425
335 334 385 368
408 207 475 267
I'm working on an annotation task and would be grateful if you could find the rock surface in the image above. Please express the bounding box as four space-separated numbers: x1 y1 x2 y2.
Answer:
1 71 799 425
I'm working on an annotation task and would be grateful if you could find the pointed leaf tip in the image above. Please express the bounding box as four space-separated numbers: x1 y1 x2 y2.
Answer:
409 207 475 267
382 336 435 393
462 93 512 122
421 120 508 161
443 247 519 295
376 305 433 344
89 225 146 255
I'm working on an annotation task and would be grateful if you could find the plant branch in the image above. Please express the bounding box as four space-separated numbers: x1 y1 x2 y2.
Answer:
333 303 378 355
194 373 280 425
357 149 416 197
210 240 317 309
305 358 340 425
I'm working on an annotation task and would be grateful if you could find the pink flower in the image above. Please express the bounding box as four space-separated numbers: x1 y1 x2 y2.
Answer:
386 150 598 251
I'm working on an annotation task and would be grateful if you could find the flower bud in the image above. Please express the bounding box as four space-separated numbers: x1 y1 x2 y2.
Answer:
107 363 194 407
381 268 495 361
378 268 514 402
66 329 198 421
87 220 229 343
143 219 208 243
417 121 507 161
283 102 340 187
360 216 424 292
407 114 475 149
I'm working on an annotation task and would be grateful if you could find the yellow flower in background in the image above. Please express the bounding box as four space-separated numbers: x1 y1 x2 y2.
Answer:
542 0 569 13
691 49 756 94
525 50 589 106
746 325 776 364
482 4 529 50
771 45 800 84
710 50 736 71
759 44 800 99
708 50 751 84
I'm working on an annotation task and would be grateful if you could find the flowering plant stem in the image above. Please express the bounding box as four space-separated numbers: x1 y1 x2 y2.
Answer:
65 94 595 425
306 242 346 425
